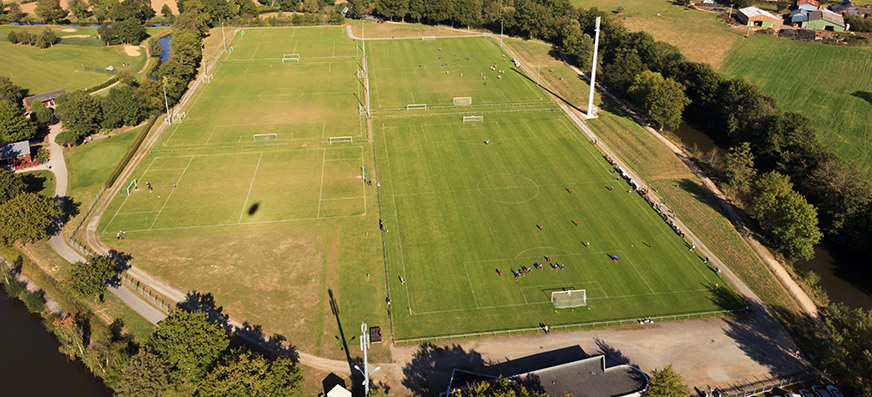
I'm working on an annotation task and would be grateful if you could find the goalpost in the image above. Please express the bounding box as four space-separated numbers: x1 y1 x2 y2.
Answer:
422 36 436 41
204 74 213 83
125 179 138 196
453 97 472 106
329 136 353 144
282 54 301 63
406 104 427 111
172 112 187 124
551 289 587 308
462 115 483 123
253 133 277 142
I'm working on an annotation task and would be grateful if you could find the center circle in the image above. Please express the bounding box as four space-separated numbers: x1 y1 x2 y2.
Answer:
477 174 540 204
258 88 305 103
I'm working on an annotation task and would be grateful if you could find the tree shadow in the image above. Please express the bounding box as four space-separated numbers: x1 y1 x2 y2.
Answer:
676 178 730 219
509 68 583 114
595 338 633 367
401 343 488 396
850 91 872 105
327 288 360 388
19 171 49 194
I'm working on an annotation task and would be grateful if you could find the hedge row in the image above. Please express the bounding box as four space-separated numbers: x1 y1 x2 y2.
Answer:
104 115 157 188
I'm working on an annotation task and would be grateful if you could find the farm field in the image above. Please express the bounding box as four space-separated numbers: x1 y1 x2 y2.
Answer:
720 35 872 176
96 27 389 359
573 0 744 68
367 36 742 340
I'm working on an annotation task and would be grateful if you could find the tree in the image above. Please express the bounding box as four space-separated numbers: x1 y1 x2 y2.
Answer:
161 3 173 17
101 86 142 128
602 48 645 93
0 192 62 244
820 303 872 395
749 171 823 260
0 77 24 108
0 171 25 204
408 0 424 21
627 70 690 131
645 365 686 396
7 30 19 44
0 99 38 144
198 348 303 396
147 309 230 384
801 157 872 237
69 0 90 19
749 113 822 180
723 142 756 191
456 377 548 396
67 255 121 300
35 0 67 23
30 101 54 125
561 22 593 69
117 349 173 396
116 17 148 44
147 37 163 58
6 2 25 23
41 27 58 47
56 91 102 139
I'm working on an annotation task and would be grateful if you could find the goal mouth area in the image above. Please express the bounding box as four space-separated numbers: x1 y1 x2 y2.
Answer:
328 136 354 144
550 289 587 308
253 134 278 142
462 115 483 123
406 104 428 111
282 54 301 63
422 36 436 41
453 97 473 106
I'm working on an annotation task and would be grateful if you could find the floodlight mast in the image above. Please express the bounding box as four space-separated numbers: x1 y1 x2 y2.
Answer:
586 16 601 119
162 76 171 125
360 322 370 396
362 23 370 116
221 22 227 53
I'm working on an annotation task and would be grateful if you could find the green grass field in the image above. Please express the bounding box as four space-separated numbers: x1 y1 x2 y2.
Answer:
0 25 148 94
97 27 389 360
367 36 742 340
720 35 872 176
20 170 55 197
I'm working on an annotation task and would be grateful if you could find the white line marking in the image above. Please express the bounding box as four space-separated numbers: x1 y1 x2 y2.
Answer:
149 157 194 230
464 264 480 308
316 149 327 218
102 157 159 233
238 152 264 223
382 124 413 309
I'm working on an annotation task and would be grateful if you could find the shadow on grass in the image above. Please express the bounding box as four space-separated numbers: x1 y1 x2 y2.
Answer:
851 91 872 105
509 68 581 113
676 178 729 220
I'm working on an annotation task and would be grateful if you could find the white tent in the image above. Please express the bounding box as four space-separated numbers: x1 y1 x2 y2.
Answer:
327 384 352 397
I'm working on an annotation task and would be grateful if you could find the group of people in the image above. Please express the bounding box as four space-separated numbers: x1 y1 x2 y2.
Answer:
498 257 568 280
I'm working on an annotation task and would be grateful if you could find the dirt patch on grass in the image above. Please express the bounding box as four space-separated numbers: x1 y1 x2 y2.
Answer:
62 28 77 33
63 34 91 38
122 45 141 56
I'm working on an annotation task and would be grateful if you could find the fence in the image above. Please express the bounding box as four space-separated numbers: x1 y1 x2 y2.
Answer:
119 273 173 313
718 372 818 397
82 64 119 74
68 187 106 241
393 309 742 345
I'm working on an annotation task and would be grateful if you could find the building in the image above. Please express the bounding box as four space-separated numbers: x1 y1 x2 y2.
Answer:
737 6 781 27
791 4 820 24
0 141 32 165
805 9 847 30
22 89 66 112
829 0 872 16
441 351 648 397
797 0 819 6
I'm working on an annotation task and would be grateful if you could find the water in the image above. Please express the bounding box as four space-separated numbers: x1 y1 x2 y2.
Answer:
666 122 872 309
159 35 172 63
0 291 112 396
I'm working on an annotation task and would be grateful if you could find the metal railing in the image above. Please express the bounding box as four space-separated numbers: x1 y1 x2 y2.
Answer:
394 308 742 345
718 372 818 397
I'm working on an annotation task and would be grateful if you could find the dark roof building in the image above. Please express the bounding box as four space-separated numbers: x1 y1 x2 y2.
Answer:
22 89 67 111
806 9 848 30
441 351 648 397
0 141 32 163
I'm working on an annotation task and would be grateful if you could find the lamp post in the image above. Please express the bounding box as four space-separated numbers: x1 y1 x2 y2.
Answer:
586 17 601 119
221 22 227 53
162 76 171 125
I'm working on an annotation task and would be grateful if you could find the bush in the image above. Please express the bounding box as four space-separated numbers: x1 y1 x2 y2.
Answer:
55 130 79 146
21 289 46 313
3 277 28 298
34 147 49 163
8 31 19 44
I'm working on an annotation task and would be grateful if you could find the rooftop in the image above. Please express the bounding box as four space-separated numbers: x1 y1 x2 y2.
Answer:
0 141 31 160
23 89 67 105
739 6 780 20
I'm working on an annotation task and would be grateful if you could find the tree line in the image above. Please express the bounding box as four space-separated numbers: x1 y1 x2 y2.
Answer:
6 28 59 48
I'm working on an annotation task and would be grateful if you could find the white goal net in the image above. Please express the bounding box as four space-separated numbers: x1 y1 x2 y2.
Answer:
551 289 587 308
406 104 427 111
172 112 187 123
204 74 213 83
422 36 436 41
453 97 472 106
253 133 277 142
125 179 138 196
329 136 353 144
282 54 301 63
462 115 483 123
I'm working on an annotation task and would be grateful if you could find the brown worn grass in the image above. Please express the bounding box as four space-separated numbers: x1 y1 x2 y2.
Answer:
347 20 482 39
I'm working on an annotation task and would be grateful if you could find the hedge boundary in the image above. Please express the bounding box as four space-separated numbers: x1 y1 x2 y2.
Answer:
104 116 157 188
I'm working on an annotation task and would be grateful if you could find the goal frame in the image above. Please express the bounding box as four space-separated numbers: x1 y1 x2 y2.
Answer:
253 133 278 142
453 97 473 106
329 136 354 144
282 54 301 63
406 104 427 111
462 115 483 123
551 289 587 308
422 36 436 41
172 112 187 124
125 179 138 196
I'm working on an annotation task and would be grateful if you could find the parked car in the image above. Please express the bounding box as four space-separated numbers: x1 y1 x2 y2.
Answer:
826 386 845 397
813 385 832 397
800 389 816 397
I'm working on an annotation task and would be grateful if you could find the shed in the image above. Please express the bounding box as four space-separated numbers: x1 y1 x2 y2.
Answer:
737 6 781 27
791 4 818 24
0 141 32 164
22 89 67 111
805 9 847 30
796 0 819 6
326 385 352 397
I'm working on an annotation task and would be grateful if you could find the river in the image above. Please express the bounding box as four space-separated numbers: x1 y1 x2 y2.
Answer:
666 122 872 310
0 290 111 396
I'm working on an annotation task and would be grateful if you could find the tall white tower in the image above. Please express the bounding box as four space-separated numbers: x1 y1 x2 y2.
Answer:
586 17 601 119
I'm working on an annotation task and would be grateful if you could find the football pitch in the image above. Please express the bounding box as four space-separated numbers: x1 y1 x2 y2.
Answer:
97 27 742 346
368 36 743 340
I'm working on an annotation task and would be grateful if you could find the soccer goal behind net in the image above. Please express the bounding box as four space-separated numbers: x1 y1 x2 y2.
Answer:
406 104 427 111
204 74 213 83
253 133 277 142
462 115 483 123
453 97 472 106
125 179 138 196
282 54 301 63
551 289 587 308
422 36 436 41
172 112 187 124
329 136 354 144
